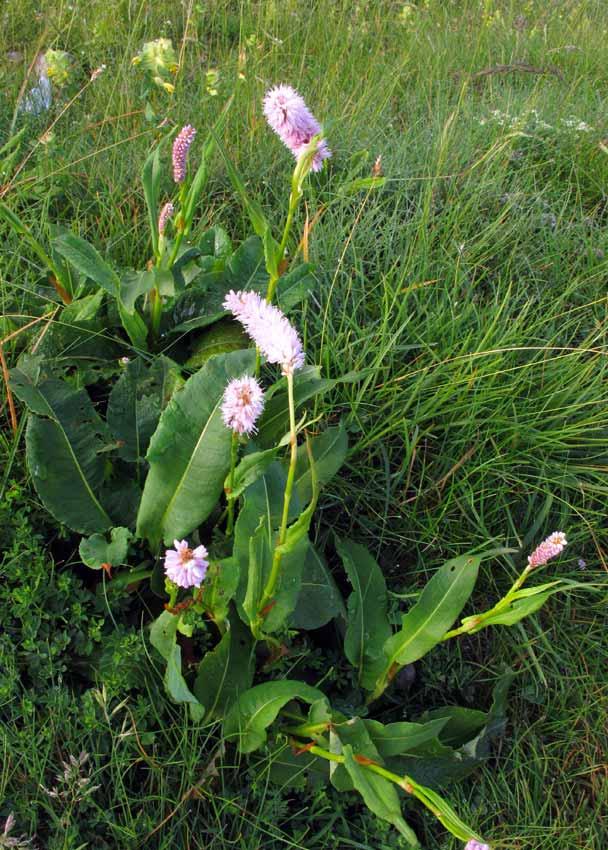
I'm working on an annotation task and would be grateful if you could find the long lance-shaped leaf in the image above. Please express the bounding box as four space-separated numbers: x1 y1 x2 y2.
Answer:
10 369 112 533
136 349 255 548
377 554 480 694
338 537 391 689
53 232 120 297
141 134 169 257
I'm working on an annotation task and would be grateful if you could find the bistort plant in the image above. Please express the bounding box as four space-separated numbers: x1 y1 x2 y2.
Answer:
3 85 585 848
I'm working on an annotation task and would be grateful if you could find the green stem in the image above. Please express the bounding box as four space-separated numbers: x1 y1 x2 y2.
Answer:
266 186 300 303
226 431 239 536
307 745 413 792
441 563 533 641
256 371 297 622
150 287 162 339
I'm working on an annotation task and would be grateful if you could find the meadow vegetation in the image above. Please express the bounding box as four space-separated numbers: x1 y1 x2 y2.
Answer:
1 1 607 847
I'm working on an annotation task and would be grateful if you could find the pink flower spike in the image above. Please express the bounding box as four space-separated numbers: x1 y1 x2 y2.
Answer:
527 531 567 569
164 539 208 588
222 375 265 435
464 842 491 850
224 289 305 376
172 124 196 183
158 202 174 235
263 84 331 170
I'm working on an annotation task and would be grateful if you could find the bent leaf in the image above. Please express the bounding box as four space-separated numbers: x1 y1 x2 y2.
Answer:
150 611 204 721
338 537 391 689
223 680 327 753
53 232 120 297
136 349 255 548
293 421 348 506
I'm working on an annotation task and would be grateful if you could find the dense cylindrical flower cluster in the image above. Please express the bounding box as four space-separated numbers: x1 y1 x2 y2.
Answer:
222 375 265 435
172 124 196 183
464 842 491 850
527 531 567 569
164 539 208 588
223 289 305 376
158 201 174 235
263 84 331 172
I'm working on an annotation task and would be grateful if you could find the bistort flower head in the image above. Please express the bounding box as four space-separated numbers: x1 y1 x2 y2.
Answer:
223 289 305 376
172 124 196 183
158 202 174 235
527 531 567 569
222 375 265 435
164 539 208 588
464 842 491 850
263 84 331 172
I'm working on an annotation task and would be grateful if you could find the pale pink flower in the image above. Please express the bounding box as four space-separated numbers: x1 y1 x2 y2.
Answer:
223 289 305 376
464 842 491 850
172 124 196 183
164 539 208 588
158 202 174 235
263 84 331 172
222 375 265 435
527 531 567 569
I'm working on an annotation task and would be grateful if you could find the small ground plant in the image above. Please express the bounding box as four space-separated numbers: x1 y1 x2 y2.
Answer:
2 85 591 848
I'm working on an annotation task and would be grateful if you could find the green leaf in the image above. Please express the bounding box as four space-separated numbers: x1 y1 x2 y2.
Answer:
290 544 345 630
338 538 391 689
338 176 386 196
381 554 481 681
226 447 280 502
107 356 182 463
53 232 120 297
150 611 204 721
119 269 158 313
329 716 382 792
477 582 582 629
200 557 241 625
276 263 317 313
293 421 348 506
198 226 232 258
184 320 249 370
142 140 164 256
407 776 482 843
10 371 112 533
364 718 451 759
79 527 132 570
342 745 419 846
420 707 488 748
117 299 149 350
136 349 255 548
193 610 254 719
256 366 337 449
223 680 327 753
266 740 328 789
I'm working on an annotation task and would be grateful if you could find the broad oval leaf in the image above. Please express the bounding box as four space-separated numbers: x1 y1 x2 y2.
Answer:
136 349 255 548
10 371 112 533
79 526 132 570
381 554 481 680
223 680 327 753
338 537 391 689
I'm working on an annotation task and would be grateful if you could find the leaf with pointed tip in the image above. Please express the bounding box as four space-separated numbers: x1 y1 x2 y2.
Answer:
150 611 204 721
381 554 481 684
136 349 255 548
338 538 391 689
364 718 451 759
226 447 280 502
223 680 327 753
53 232 120 297
342 745 419 846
